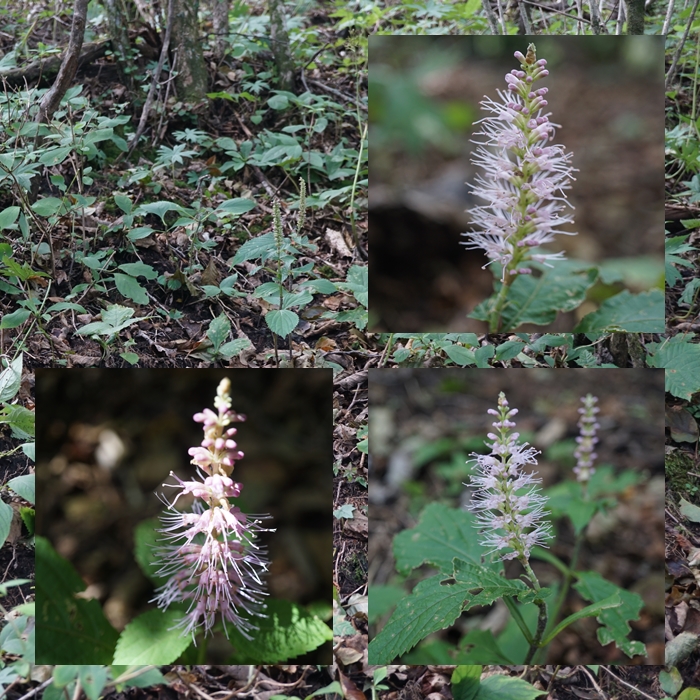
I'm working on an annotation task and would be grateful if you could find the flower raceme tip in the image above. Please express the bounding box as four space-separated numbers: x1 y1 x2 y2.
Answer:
462 46 577 282
151 378 274 643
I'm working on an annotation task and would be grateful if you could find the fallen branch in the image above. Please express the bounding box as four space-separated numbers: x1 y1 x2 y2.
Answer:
0 41 109 85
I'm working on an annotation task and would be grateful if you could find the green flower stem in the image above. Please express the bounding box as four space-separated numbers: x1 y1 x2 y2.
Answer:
519 556 548 664
502 595 534 645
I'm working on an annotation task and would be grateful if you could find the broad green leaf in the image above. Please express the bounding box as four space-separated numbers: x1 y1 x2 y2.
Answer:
298 279 337 294
113 273 149 305
455 629 514 664
0 354 22 402
133 518 166 585
118 262 158 279
573 571 645 658
368 559 528 664
0 404 35 438
648 336 700 400
478 674 547 700
127 226 155 241
659 668 684 697
133 201 184 223
113 607 191 663
219 338 252 358
39 146 72 166
215 198 256 216
541 593 621 645
268 94 289 109
36 536 119 662
53 666 81 687
231 232 276 265
666 235 696 288
114 194 132 214
574 289 664 333
368 584 405 623
225 598 332 662
78 666 108 700
392 502 500 576
266 309 298 338
22 442 35 461
451 665 481 700
338 265 368 307
0 501 12 547
438 343 477 365
207 314 231 349
111 666 165 689
495 341 526 362
0 310 28 332
680 497 700 523
471 261 598 330
679 688 700 700
0 207 20 230
32 197 66 217
7 475 34 504
474 344 495 368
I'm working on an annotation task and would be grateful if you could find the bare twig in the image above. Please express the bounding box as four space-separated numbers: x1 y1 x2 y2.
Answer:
127 0 175 155
599 667 657 700
578 666 607 699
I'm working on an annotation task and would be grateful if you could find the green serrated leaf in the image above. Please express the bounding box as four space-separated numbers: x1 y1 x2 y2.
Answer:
224 599 332 663
36 536 119 662
266 309 298 338
477 673 547 699
451 665 481 700
456 629 515 664
133 201 184 224
215 197 256 216
392 502 500 576
471 261 598 331
113 273 149 305
443 344 476 366
7 474 34 504
113 607 191 663
574 289 664 333
648 336 700 400
207 314 231 350
573 571 645 658
20 506 34 534
231 232 276 265
79 666 108 700
368 559 524 664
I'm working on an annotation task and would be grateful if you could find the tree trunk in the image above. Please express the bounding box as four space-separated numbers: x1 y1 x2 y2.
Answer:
36 0 89 123
211 0 230 60
626 0 645 32
103 0 135 91
170 0 208 104
268 0 294 92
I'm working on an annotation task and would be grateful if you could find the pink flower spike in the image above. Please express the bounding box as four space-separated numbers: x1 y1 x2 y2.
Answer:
466 392 552 562
462 44 577 283
151 378 275 645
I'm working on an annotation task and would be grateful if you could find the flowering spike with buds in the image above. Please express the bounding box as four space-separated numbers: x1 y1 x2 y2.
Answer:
151 379 274 643
463 46 577 331
574 394 600 484
466 392 552 563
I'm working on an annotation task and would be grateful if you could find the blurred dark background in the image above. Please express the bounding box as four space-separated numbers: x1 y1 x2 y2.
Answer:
36 369 332 662
369 35 664 332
